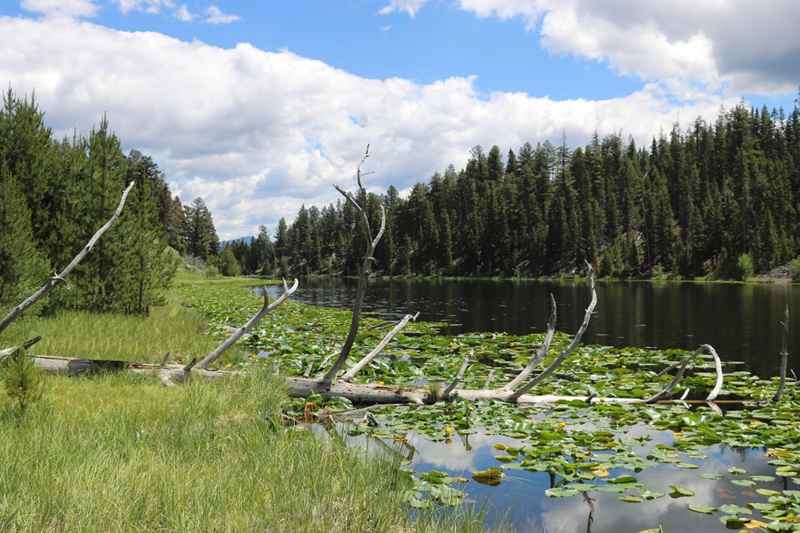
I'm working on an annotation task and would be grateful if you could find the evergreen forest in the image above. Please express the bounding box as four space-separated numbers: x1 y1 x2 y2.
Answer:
0 90 221 314
229 101 800 281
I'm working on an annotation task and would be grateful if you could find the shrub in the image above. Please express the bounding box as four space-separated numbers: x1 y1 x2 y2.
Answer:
3 348 44 418
204 264 220 278
790 257 800 282
734 253 754 281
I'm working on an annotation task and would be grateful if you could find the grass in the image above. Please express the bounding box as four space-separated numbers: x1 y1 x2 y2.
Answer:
0 271 260 364
0 273 493 532
0 371 486 532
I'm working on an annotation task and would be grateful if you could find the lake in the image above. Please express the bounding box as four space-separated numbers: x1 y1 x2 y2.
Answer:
278 277 798 377
269 277 800 532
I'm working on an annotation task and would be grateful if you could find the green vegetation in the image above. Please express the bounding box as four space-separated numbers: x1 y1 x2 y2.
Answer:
228 103 800 282
0 372 486 532
791 258 800 282
3 347 44 417
0 90 226 316
735 253 755 281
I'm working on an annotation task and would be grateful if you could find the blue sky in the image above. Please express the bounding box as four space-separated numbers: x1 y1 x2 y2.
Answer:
1 1 798 237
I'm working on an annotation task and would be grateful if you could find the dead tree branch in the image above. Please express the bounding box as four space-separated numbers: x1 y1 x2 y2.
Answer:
442 350 471 401
340 312 419 382
0 181 135 336
699 344 724 401
195 280 299 371
0 336 42 364
644 356 692 403
509 265 597 401
318 146 386 390
501 294 557 393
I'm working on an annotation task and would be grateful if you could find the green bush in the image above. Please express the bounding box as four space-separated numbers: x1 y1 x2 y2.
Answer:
790 257 800 282
734 253 754 281
203 264 220 278
3 348 44 418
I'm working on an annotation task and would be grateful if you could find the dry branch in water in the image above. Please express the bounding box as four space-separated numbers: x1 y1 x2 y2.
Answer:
159 280 299 386
340 312 419 382
318 145 387 391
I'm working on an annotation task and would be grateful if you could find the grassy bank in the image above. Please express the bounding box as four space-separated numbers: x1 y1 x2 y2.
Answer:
0 274 490 532
0 271 272 364
0 371 484 532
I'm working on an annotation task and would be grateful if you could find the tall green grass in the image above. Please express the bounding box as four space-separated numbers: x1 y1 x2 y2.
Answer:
0 271 253 364
0 303 227 364
0 371 487 532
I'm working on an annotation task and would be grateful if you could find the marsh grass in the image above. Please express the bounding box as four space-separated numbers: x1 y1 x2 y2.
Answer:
0 272 255 364
0 303 233 364
0 371 487 532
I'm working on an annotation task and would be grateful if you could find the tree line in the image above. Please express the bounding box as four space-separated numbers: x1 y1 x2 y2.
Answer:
228 101 800 280
0 90 221 314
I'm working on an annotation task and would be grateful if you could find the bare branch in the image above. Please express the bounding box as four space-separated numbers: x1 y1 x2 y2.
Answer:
773 305 790 402
699 344 724 401
509 266 597 401
356 144 370 191
483 369 496 389
502 293 557 392
318 155 386 390
0 336 42 363
0 181 135 335
372 204 386 251
644 356 692 403
340 312 419 382
196 280 298 370
442 350 471 401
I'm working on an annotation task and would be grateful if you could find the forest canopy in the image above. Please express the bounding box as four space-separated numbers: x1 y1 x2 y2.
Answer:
229 100 800 281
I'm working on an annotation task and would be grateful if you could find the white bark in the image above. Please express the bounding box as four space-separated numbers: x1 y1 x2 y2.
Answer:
509 266 597 401
196 279 298 370
501 293 556 393
699 344 724 401
340 312 419 382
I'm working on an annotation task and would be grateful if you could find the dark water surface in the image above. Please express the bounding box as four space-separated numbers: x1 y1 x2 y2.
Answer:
281 278 798 377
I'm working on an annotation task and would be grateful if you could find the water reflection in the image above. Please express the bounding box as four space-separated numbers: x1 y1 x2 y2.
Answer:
271 278 799 377
391 427 796 533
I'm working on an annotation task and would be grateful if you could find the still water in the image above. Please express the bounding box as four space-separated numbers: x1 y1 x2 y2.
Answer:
278 278 799 532
282 278 798 377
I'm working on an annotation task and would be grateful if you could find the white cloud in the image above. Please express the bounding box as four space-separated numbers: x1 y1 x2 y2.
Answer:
379 0 428 17
114 0 175 15
175 4 193 22
0 15 737 238
21 0 98 18
204 5 240 24
388 0 800 96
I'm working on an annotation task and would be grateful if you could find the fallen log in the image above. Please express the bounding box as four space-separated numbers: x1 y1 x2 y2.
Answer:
25 354 727 406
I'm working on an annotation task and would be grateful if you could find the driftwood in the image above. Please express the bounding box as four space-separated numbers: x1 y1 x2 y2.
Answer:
0 181 135 335
23 354 737 407
700 344 724 401
318 145 386 390
159 279 299 385
340 312 419 382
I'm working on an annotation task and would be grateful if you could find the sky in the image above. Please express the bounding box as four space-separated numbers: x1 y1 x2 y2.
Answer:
1 1 798 239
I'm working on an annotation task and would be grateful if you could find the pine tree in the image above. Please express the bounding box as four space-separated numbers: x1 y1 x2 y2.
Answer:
184 198 219 261
0 168 50 304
